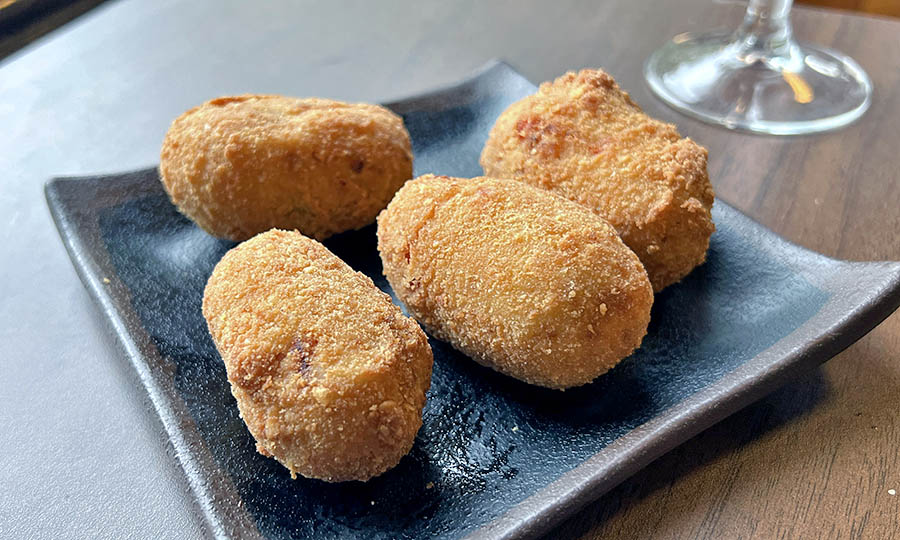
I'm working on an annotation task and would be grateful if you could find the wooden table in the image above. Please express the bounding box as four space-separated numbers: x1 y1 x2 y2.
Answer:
0 1 896 538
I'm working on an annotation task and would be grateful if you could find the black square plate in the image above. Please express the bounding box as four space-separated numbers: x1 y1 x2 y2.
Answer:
45 61 900 540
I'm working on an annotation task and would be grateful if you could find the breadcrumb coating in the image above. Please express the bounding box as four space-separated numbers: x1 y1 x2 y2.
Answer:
480 69 715 291
161 95 413 241
378 175 653 390
202 230 432 482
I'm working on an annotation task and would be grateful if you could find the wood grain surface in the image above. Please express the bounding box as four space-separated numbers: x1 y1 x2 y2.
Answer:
799 0 900 18
0 1 897 538
552 7 900 540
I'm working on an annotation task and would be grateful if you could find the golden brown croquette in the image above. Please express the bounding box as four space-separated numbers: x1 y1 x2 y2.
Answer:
161 95 413 242
377 174 653 390
480 69 715 291
202 229 432 482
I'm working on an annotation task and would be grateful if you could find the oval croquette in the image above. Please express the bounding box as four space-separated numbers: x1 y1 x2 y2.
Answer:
377 175 653 390
480 69 715 291
161 95 413 241
202 229 432 482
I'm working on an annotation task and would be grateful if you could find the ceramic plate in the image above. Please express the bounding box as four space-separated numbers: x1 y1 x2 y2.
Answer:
46 61 900 540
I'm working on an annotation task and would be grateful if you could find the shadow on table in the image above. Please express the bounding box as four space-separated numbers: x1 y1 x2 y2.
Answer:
545 366 831 539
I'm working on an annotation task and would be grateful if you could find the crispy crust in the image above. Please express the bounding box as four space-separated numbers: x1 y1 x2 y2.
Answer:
480 69 715 291
377 174 653 390
161 95 413 241
202 230 432 482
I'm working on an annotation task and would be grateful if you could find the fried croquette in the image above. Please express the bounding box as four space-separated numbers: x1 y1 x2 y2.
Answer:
202 229 433 482
161 95 413 242
480 69 715 291
377 174 653 390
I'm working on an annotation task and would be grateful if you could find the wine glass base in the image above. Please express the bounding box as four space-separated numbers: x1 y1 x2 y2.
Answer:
644 33 872 135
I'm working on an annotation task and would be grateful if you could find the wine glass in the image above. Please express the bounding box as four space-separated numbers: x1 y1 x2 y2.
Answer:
644 0 872 135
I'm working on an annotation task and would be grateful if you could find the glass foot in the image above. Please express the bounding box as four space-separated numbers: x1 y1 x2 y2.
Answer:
644 32 872 135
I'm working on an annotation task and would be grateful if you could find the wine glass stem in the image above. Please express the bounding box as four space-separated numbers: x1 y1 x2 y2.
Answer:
735 0 795 58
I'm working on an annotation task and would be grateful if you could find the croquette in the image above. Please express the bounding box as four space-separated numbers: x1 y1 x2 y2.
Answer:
480 69 715 291
202 229 433 482
377 174 653 390
161 95 413 242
